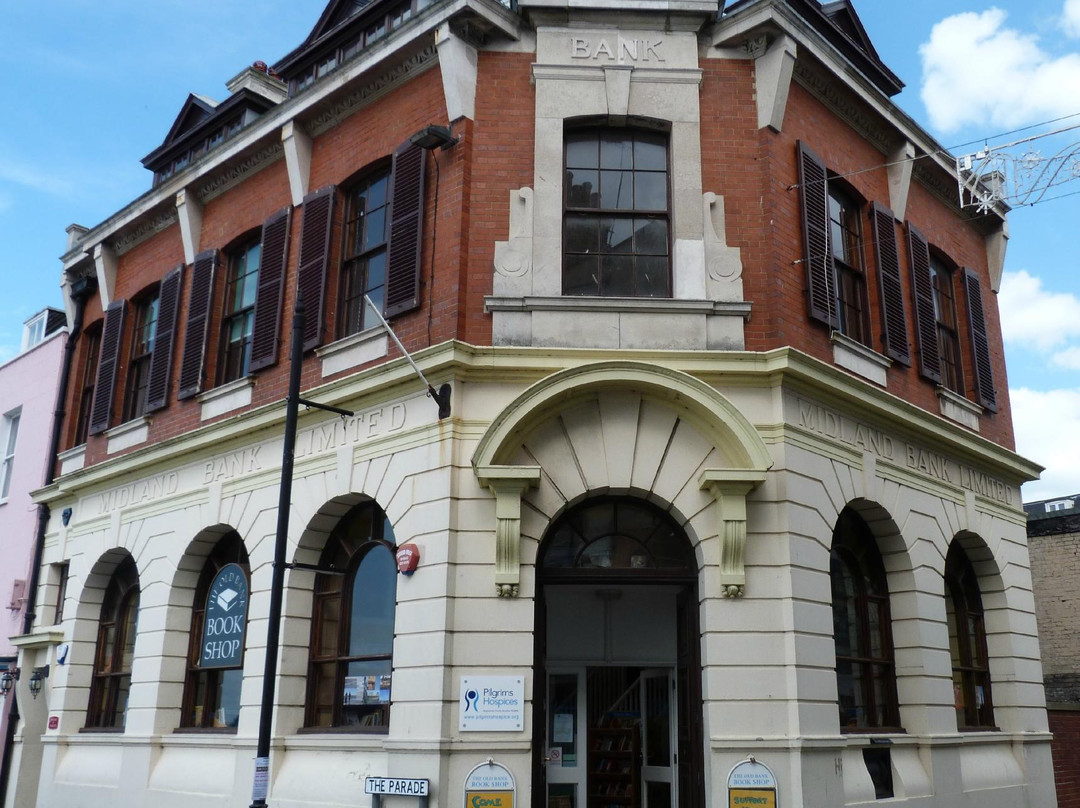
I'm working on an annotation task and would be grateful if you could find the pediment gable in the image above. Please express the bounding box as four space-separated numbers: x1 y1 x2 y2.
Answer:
724 0 904 97
821 0 882 64
302 0 373 49
162 94 219 147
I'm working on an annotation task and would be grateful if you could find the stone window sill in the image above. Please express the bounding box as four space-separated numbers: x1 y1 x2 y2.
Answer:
105 416 151 454
58 444 86 475
317 326 388 378
198 376 255 421
937 386 982 431
831 332 891 387
485 295 752 317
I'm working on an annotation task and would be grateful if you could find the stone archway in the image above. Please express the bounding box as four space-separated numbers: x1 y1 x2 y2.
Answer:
471 361 772 598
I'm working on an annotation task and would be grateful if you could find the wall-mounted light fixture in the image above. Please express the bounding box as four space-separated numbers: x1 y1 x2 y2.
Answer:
62 507 73 526
410 124 458 152
28 665 49 699
0 666 18 697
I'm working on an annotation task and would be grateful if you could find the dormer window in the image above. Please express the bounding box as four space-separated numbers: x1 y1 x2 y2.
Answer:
22 312 47 351
284 0 437 98
20 308 64 352
146 94 272 187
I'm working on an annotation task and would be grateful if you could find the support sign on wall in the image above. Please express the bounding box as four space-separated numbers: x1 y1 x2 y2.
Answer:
726 757 778 808
199 563 248 668
464 760 515 808
459 676 525 732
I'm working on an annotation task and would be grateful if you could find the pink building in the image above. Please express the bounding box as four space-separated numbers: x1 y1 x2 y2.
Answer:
0 308 66 798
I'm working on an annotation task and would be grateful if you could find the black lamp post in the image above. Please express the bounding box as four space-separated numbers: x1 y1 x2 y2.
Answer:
249 293 353 808
248 289 450 806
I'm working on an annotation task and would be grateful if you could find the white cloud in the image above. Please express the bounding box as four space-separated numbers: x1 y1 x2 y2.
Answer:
1065 0 1080 37
1053 346 1080 369
998 269 1080 353
0 158 72 197
1013 386 1080 501
919 8 1080 133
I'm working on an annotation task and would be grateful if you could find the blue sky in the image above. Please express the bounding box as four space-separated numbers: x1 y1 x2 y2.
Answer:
2 0 1078 500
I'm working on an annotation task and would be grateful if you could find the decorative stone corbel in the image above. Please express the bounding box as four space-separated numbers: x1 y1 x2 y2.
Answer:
282 120 312 207
699 469 767 598
703 192 744 301
92 242 118 308
985 217 1009 293
175 187 203 266
435 22 478 122
887 141 915 221
493 188 534 294
476 465 541 597
754 34 797 132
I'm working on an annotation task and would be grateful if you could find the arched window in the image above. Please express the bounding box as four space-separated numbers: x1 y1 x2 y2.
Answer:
830 509 900 731
181 532 250 729
306 502 397 730
540 497 694 573
86 555 139 729
945 543 995 730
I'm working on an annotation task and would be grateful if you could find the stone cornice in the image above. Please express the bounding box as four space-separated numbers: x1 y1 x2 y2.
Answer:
306 44 440 138
195 142 286 204
112 207 178 256
791 58 897 156
35 342 1040 508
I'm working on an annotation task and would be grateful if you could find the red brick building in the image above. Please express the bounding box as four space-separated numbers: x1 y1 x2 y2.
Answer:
6 0 1053 806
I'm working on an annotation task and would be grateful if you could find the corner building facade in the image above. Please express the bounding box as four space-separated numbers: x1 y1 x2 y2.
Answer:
9 0 1054 806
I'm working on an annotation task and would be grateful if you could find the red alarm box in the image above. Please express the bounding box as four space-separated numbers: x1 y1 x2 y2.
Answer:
395 543 420 575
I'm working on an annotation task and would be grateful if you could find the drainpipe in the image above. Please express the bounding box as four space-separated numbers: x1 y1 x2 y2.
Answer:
0 274 96 804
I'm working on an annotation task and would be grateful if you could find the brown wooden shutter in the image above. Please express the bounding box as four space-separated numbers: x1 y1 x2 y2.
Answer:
870 202 910 365
962 267 997 412
906 224 942 384
296 187 335 351
88 299 126 436
177 249 218 400
145 265 183 413
384 140 426 318
797 141 837 328
249 207 292 371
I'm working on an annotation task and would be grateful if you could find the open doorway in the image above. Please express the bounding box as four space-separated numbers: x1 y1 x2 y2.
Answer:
533 498 703 808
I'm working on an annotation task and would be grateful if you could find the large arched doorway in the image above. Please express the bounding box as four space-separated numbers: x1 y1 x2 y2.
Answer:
533 497 703 808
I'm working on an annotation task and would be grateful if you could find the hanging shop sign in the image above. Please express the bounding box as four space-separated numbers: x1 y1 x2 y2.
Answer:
459 676 525 732
199 563 248 668
726 757 778 808
464 760 515 808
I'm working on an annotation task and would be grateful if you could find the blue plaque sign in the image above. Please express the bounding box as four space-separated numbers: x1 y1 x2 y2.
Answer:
199 563 248 668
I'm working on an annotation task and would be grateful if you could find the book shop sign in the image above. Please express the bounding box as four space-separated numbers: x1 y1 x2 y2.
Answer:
464 760 515 808
199 563 248 668
727 757 778 808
